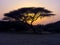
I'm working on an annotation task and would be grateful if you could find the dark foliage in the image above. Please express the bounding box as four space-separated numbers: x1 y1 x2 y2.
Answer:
3 7 54 33
4 7 54 19
0 21 60 33
0 21 30 32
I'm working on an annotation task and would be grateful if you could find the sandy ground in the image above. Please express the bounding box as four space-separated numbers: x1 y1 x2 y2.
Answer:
0 33 60 45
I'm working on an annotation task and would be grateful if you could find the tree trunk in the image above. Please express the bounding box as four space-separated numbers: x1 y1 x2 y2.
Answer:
30 22 36 33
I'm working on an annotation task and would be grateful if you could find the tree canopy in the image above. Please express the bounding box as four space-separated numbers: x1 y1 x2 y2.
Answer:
4 7 54 25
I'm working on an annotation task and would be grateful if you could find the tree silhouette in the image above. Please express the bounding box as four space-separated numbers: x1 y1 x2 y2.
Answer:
2 16 15 21
4 7 54 33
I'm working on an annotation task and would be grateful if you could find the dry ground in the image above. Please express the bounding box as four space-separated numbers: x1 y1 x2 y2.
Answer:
0 32 60 45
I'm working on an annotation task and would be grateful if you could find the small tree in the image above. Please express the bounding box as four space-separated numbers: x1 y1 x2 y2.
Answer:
4 7 54 33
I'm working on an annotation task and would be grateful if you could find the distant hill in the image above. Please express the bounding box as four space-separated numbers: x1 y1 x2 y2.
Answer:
44 21 60 32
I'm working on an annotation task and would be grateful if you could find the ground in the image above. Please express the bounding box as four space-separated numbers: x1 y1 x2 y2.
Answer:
0 32 60 45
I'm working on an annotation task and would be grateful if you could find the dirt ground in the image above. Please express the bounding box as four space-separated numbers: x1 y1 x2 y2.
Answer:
0 33 60 45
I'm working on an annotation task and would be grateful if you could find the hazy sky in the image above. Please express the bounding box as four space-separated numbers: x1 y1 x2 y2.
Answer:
0 0 60 25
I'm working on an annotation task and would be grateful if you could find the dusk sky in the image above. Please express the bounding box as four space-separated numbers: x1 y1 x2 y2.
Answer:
0 0 60 25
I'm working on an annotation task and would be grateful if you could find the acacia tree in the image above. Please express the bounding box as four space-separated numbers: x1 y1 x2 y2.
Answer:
4 7 54 33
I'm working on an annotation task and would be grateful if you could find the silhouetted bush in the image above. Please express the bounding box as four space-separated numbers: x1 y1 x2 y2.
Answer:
0 21 30 32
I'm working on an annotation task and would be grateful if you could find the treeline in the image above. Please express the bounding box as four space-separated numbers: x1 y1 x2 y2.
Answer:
0 21 30 32
0 21 60 33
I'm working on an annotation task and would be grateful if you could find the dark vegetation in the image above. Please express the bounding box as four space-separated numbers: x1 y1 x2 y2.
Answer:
0 21 30 32
0 7 56 33
0 21 60 33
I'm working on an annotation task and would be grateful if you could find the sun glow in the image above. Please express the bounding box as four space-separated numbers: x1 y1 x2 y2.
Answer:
28 13 35 17
33 17 51 25
27 20 32 24
29 20 32 23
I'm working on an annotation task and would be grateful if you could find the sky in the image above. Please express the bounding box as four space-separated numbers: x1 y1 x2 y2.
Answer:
0 0 60 25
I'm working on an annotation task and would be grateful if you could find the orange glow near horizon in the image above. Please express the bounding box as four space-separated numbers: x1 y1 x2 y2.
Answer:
33 17 54 25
